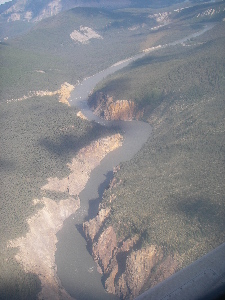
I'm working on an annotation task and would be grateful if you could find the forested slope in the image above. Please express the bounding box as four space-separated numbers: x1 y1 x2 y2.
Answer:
0 2 224 299
86 21 225 298
1 6 157 299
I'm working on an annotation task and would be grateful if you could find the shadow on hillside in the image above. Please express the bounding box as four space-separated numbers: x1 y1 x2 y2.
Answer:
39 122 113 158
87 170 113 220
130 54 176 69
97 77 131 95
0 270 41 300
175 197 225 230
0 158 16 172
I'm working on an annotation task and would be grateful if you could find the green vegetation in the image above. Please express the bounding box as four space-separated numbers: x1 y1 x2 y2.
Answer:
0 94 111 244
100 22 225 267
0 93 114 299
93 22 225 116
0 7 168 299
0 7 162 100
6 7 156 71
1 2 225 298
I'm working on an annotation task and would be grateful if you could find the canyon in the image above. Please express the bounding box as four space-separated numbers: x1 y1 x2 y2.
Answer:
8 134 123 300
83 181 179 299
80 86 180 300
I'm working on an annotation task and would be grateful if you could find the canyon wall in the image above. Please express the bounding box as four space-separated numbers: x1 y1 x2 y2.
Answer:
85 93 179 299
88 92 143 121
8 134 123 300
83 168 179 299
83 204 179 299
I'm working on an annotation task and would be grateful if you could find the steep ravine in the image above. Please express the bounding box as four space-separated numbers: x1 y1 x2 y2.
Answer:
83 167 179 300
78 93 179 299
56 63 152 300
55 24 215 300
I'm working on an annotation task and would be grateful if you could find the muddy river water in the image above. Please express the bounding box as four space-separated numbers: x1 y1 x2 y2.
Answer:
55 24 215 300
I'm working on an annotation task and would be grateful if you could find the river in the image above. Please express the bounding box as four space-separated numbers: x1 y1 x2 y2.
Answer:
55 23 215 300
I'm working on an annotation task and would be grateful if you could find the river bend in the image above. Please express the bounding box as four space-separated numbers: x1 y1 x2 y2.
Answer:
55 23 215 300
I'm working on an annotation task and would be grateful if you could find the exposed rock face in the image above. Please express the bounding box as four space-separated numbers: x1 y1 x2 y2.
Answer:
8 197 79 300
88 92 143 121
83 207 111 242
42 134 123 196
3 0 62 23
1 0 132 23
76 110 88 120
70 26 103 44
6 82 74 106
58 82 75 106
8 134 123 300
34 0 62 22
115 246 162 299
93 226 118 273
84 207 179 299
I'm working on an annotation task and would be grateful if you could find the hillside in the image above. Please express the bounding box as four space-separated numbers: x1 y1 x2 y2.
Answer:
0 5 177 300
0 6 154 300
0 0 190 40
0 1 225 299
1 6 163 101
86 19 225 300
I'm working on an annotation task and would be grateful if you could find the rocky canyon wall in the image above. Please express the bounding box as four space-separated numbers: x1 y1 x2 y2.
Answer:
88 92 143 121
85 92 179 299
83 204 179 299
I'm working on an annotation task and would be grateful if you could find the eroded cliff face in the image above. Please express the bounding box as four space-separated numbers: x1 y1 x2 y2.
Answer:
6 82 74 106
3 0 62 23
88 92 143 121
83 188 179 300
8 134 123 300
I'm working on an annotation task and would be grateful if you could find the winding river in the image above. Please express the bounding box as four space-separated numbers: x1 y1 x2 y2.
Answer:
55 23 215 300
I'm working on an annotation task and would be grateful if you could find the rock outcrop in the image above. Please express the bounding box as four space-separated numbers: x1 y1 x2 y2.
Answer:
88 92 143 121
8 197 79 300
83 207 111 242
6 82 74 106
77 111 88 120
3 0 62 23
8 134 123 300
70 26 103 44
83 204 179 299
1 0 133 24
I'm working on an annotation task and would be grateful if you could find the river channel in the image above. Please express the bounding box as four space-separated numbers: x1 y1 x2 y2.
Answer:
55 23 215 300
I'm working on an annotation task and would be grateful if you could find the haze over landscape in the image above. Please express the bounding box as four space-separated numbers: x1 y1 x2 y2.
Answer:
0 0 225 299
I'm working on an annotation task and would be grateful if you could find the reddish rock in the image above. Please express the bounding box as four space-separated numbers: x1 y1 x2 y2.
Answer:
83 207 110 242
88 92 143 121
92 226 117 273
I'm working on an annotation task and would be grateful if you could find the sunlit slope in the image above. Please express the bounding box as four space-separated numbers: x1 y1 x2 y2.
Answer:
0 7 159 101
93 20 225 283
8 7 156 59
92 22 225 118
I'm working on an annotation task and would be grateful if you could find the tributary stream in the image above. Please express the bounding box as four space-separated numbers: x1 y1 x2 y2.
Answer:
55 24 215 300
